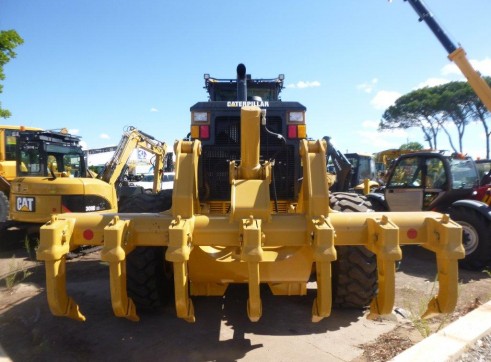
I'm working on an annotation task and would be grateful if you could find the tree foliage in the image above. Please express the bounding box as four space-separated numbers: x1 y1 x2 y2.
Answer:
379 87 443 150
399 141 424 151
0 30 24 119
379 79 491 158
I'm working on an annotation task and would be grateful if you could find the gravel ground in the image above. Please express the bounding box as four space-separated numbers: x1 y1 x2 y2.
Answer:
457 334 491 362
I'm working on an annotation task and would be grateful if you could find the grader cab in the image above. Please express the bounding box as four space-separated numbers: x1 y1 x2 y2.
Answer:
37 64 464 323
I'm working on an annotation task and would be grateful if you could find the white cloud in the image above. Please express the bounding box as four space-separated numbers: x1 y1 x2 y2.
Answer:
415 77 450 89
441 57 491 77
100 133 110 139
362 120 379 129
286 81 321 89
357 129 408 149
475 58 491 76
68 128 79 135
356 78 378 93
79 140 88 150
150 107 159 112
370 90 401 110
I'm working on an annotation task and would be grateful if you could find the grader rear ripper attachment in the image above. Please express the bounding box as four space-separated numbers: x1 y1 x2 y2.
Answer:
37 65 464 323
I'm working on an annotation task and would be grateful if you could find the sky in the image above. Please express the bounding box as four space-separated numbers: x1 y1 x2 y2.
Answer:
2 0 491 159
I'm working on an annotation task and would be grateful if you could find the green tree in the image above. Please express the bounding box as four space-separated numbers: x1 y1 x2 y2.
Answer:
465 76 491 159
0 30 24 119
380 81 491 156
379 87 443 150
399 141 424 151
435 81 472 153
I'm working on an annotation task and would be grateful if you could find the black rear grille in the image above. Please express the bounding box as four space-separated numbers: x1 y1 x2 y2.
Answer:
214 116 285 147
199 116 297 201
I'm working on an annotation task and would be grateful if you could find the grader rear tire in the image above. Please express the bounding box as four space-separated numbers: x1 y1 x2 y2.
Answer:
330 192 378 308
118 189 173 213
120 190 174 309
126 247 173 309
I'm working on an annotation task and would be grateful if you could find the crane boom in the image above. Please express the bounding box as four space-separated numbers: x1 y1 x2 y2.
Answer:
404 0 491 112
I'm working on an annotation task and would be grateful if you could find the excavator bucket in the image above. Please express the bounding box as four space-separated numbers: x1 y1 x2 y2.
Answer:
37 106 465 324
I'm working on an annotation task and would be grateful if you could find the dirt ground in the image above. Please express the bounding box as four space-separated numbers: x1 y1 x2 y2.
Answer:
1 230 490 362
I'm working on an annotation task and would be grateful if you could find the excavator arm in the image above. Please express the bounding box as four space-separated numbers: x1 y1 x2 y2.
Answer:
404 0 491 113
98 126 167 191
323 136 352 192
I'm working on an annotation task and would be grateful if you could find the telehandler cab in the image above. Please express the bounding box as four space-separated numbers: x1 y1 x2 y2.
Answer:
36 64 464 324
367 152 491 270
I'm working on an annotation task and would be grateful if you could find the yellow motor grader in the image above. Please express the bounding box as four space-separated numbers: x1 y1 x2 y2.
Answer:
37 64 464 323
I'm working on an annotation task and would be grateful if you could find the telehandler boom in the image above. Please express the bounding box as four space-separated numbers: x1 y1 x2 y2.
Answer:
37 65 464 324
403 0 491 113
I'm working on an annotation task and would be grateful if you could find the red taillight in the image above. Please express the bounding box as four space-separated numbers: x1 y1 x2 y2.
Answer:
288 125 297 139
200 125 210 139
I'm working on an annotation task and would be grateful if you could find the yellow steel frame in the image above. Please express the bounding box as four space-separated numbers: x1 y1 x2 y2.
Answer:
37 107 465 323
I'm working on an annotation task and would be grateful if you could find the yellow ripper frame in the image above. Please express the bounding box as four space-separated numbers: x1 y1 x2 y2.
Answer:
37 107 464 323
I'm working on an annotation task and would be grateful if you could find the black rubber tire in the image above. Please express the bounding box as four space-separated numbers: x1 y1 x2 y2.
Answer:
0 191 9 223
449 206 491 270
330 192 378 308
120 189 174 309
330 192 376 213
118 189 172 213
126 247 174 309
365 194 389 212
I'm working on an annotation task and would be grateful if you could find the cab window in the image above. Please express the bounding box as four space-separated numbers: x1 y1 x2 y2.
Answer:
387 157 421 187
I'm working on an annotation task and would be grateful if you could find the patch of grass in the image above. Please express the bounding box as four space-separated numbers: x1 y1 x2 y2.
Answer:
3 255 33 291
404 275 452 338
24 234 40 260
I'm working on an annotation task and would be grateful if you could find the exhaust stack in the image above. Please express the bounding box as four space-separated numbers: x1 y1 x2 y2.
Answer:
237 63 247 101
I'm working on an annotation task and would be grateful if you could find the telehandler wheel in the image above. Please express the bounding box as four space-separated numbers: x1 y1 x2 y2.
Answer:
449 206 491 270
0 191 9 222
329 192 378 308
126 246 174 309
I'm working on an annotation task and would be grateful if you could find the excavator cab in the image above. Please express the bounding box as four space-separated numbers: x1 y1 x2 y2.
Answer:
16 131 86 178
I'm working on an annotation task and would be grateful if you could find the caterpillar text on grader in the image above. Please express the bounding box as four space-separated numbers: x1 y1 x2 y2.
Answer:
37 64 464 323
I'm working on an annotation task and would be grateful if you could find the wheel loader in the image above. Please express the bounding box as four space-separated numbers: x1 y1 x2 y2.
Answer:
36 64 464 324
323 136 380 194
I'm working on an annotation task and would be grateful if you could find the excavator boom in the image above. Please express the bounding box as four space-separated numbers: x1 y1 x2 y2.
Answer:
98 126 167 191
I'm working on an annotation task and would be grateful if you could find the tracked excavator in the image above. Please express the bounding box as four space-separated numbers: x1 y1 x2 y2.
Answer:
8 126 168 252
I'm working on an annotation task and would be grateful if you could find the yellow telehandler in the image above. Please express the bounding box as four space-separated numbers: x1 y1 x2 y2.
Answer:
36 64 464 323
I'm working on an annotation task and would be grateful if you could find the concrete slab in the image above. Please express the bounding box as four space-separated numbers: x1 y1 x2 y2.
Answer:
391 300 491 361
